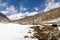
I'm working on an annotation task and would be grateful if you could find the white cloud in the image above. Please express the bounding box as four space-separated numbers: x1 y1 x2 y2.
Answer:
34 7 39 11
44 0 60 12
0 2 7 7
0 1 17 15
1 2 7 7
20 5 27 12
23 7 27 11
6 5 17 14
1 5 17 15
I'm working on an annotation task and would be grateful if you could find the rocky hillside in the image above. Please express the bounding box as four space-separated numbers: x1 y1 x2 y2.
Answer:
0 12 10 22
0 7 60 24
42 8 60 21
14 7 60 25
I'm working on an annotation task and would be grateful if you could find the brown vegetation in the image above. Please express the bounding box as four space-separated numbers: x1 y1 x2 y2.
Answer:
30 25 60 40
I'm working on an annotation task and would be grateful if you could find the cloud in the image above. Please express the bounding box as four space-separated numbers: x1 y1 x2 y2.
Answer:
0 0 7 7
1 5 17 15
6 5 17 14
0 1 17 15
34 7 39 11
0 2 7 7
0 2 8 11
44 0 60 12
20 5 27 12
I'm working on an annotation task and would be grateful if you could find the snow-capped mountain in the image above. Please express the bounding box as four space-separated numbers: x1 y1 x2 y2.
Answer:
14 7 60 25
0 7 60 40
1 7 60 25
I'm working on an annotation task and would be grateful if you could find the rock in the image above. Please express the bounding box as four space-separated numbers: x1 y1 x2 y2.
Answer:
30 25 60 40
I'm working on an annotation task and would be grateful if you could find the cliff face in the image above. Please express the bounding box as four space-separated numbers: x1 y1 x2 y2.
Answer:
0 13 10 22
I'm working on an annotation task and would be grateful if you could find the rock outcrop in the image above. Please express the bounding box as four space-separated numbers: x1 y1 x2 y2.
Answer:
0 12 10 22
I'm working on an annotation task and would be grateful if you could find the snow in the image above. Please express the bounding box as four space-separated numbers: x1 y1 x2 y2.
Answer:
43 17 60 23
0 23 37 40
41 17 60 31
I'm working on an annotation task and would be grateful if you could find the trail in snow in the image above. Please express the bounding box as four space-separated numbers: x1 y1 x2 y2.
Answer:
0 23 37 40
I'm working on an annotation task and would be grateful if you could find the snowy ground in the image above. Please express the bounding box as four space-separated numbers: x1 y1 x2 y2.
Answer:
0 23 37 40
43 17 60 24
0 22 60 40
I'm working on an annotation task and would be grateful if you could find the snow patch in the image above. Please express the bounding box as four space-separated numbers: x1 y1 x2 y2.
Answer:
0 23 37 40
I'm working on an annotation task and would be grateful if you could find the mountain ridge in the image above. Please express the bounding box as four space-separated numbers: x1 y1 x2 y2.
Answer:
1 7 60 25
0 12 10 22
14 7 60 24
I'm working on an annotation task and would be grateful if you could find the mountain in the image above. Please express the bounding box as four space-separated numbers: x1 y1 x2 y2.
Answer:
14 7 60 25
42 8 60 21
0 7 60 24
0 12 10 22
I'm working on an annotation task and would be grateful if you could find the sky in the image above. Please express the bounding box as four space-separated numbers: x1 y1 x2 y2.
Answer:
0 0 60 20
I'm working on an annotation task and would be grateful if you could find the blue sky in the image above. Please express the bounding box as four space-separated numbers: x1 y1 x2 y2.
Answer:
1 0 46 12
1 0 60 13
0 0 60 20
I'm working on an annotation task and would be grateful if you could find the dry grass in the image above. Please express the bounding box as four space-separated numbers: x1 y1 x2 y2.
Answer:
30 25 60 40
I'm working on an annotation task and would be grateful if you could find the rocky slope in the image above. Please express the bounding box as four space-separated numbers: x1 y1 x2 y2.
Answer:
14 7 60 25
0 12 10 22
0 7 60 25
